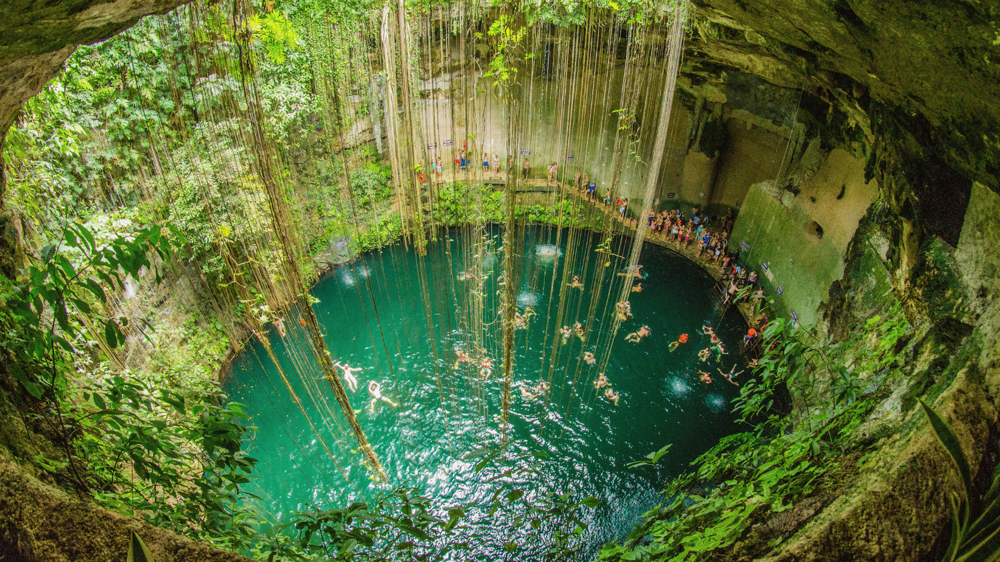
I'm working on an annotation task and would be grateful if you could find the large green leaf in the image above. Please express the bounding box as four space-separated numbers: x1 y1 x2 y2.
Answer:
920 400 972 512
127 530 156 562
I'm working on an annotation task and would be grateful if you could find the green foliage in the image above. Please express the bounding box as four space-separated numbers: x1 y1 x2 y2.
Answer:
248 10 300 64
5 223 169 401
2 224 257 548
627 443 671 469
432 182 603 231
353 213 405 254
349 163 393 209
285 487 474 561
920 400 1000 562
483 16 527 85
432 182 503 226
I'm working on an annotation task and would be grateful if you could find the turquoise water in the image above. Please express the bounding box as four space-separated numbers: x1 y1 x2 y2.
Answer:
223 225 748 559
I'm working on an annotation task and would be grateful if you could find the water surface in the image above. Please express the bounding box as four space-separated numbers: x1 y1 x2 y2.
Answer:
224 225 748 559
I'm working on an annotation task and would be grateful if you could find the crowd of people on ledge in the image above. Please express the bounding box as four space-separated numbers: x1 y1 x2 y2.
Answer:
423 146 568 186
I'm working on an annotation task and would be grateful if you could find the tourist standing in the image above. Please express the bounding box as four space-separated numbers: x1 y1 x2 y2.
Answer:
547 162 558 185
492 154 499 176
522 157 530 179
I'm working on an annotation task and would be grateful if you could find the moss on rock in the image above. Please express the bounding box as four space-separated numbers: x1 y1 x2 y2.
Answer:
0 457 251 562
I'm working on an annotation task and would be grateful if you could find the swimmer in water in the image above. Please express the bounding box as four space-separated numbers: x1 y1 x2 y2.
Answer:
534 380 551 396
574 321 586 341
454 349 473 370
560 325 572 341
625 325 651 343
720 364 744 379
668 333 689 352
515 307 536 329
274 317 286 337
632 283 643 293
583 351 596 365
480 356 493 380
338 363 362 393
520 382 537 400
604 387 620 406
614 301 633 322
367 381 398 412
568 275 584 290
701 325 715 337
594 372 609 390
698 347 711 362
616 265 644 279
699 370 712 384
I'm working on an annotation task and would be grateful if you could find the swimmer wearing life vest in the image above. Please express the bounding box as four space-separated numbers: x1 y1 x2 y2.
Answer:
668 333 689 352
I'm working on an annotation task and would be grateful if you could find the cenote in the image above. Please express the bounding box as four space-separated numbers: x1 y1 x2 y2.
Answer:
224 225 749 559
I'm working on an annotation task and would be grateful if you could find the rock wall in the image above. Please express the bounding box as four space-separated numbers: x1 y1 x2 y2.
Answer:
0 459 250 562
729 148 876 327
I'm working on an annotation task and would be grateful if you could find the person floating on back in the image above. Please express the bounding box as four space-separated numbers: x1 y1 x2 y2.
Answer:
480 356 493 380
336 362 362 393
367 381 398 413
698 347 711 362
719 365 744 386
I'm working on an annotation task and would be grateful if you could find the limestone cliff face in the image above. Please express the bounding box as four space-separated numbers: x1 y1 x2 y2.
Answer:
690 0 1000 194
